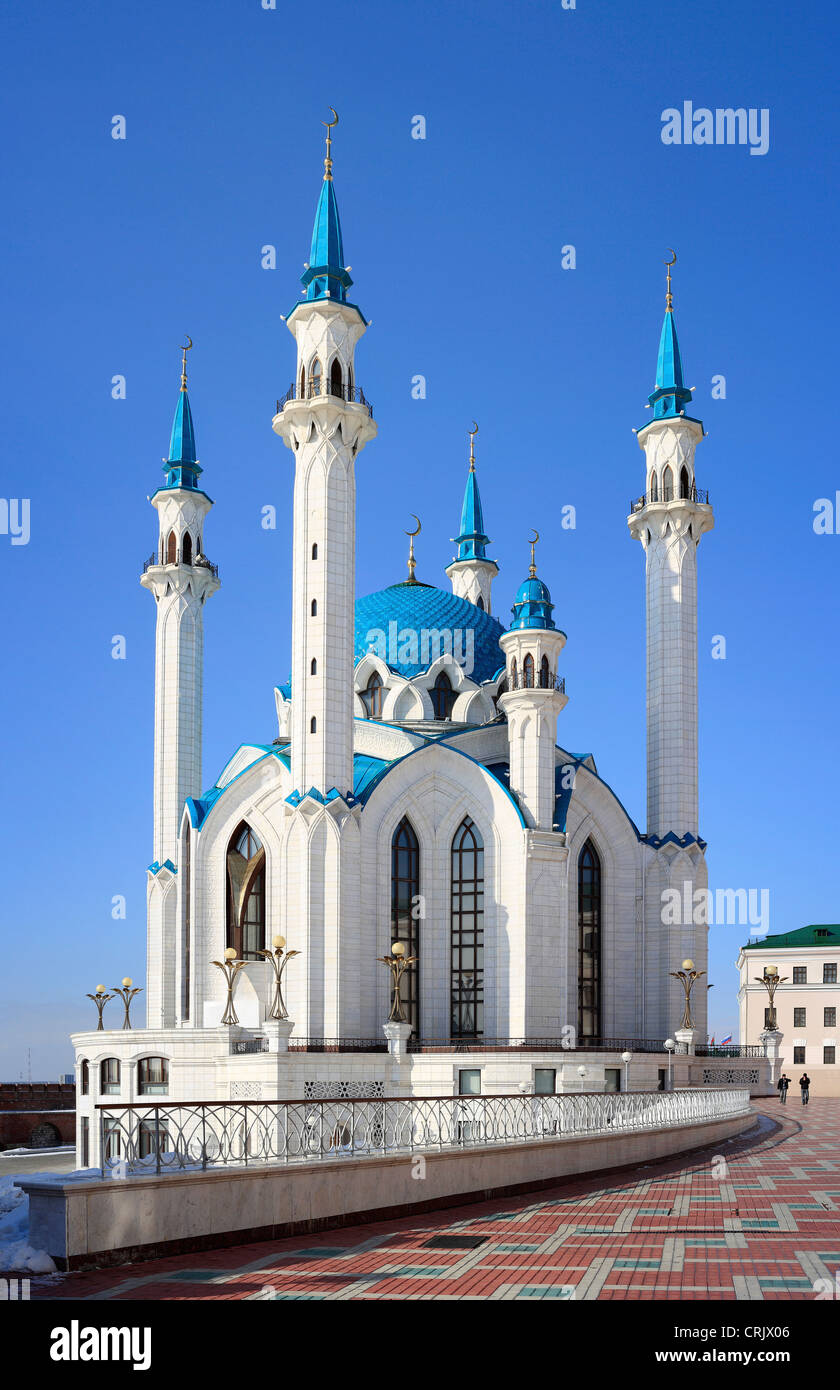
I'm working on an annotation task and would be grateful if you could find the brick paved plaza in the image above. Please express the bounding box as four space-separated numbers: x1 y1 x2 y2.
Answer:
33 1100 840 1302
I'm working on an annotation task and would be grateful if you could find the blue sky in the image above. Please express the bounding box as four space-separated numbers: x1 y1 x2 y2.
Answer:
2 0 838 1074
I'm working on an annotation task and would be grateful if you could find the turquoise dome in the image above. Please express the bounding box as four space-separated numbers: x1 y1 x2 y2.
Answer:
355 582 505 683
509 575 556 631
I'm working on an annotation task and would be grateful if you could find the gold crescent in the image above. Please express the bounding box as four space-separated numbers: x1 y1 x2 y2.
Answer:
664 248 677 267
180 335 193 351
530 528 540 545
469 420 478 436
404 514 421 538
323 107 339 130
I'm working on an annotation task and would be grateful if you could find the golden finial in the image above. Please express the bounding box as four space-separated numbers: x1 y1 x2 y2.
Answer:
529 528 540 577
664 249 676 312
322 107 339 181
468 420 478 472
179 335 193 391
404 514 421 583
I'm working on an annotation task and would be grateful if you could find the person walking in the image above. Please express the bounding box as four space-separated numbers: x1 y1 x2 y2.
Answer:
799 1073 811 1106
777 1073 791 1104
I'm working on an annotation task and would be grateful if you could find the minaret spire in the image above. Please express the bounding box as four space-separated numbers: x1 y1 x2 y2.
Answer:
297 108 357 309
446 421 499 611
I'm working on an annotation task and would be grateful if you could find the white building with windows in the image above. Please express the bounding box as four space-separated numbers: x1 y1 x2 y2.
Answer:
737 926 840 1096
71 126 721 1163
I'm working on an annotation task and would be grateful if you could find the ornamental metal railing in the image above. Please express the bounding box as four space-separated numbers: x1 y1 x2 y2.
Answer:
629 484 710 513
229 1034 766 1059
142 551 219 578
275 380 374 417
506 673 566 694
229 1037 388 1055
696 1044 766 1059
97 1088 750 1176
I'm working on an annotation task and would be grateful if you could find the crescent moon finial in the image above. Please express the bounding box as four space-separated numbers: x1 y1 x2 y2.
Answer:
322 108 339 179
664 248 676 310
404 513 421 537
179 335 193 391
468 420 478 469
404 514 421 583
529 529 540 576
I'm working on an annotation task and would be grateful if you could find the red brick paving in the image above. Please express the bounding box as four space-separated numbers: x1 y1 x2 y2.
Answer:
32 1099 840 1301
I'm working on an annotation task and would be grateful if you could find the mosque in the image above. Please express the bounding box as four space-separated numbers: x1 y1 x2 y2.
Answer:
72 119 716 1135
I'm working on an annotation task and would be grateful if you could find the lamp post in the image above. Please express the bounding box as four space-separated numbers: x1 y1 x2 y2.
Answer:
664 1038 675 1091
86 984 113 1030
577 1065 587 1091
111 977 143 1030
258 935 300 1020
621 1050 632 1093
756 964 787 1032
377 941 418 1024
212 948 246 1026
669 958 705 1029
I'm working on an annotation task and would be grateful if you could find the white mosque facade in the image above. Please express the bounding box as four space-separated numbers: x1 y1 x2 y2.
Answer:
71 130 716 1154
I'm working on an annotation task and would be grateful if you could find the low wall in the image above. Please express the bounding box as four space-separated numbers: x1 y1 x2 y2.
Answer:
23 1106 754 1269
0 1084 76 1150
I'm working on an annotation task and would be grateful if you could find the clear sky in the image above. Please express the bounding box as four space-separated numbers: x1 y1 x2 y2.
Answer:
2 0 838 1075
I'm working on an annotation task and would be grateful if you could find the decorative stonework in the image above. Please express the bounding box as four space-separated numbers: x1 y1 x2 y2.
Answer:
303 1080 385 1099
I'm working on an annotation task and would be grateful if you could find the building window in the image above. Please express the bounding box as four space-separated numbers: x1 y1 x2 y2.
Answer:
578 839 601 1041
604 1068 620 1093
793 966 807 984
80 1116 89 1168
391 817 420 1034
451 817 484 1038
182 825 191 1021
476 595 484 611
662 465 674 501
310 658 317 675
138 1120 170 1160
311 542 318 559
793 1046 806 1064
80 1059 89 1096
309 358 322 396
824 963 838 983
299 365 306 399
794 1007 806 1028
825 1007 837 1028
523 653 535 688
182 531 192 565
539 655 550 688
310 716 316 733
458 1068 481 1096
166 530 177 564
226 823 265 960
432 671 456 719
329 357 343 397
510 657 517 687
534 1068 556 1095
100 1058 121 1095
824 1046 836 1065
679 465 690 499
103 1118 121 1162
649 472 658 503
311 598 317 616
360 671 383 719
137 1057 169 1096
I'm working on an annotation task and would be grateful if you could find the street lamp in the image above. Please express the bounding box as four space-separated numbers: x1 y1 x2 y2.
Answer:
258 935 301 1020
212 948 247 1026
756 964 787 1031
86 984 113 1030
376 941 418 1024
111 977 143 1030
669 958 705 1029
664 1038 675 1091
577 1065 587 1090
621 1050 632 1092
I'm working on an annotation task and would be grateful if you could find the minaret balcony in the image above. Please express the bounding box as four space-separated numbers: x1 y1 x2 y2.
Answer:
629 483 710 513
507 671 565 694
143 551 219 578
275 379 374 419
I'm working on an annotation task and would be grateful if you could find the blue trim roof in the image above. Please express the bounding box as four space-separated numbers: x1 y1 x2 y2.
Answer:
355 582 506 682
162 388 203 491
509 575 558 631
453 466 493 563
640 309 701 431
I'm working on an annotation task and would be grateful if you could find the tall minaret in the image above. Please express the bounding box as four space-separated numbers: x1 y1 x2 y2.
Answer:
140 342 220 868
498 535 567 829
445 423 498 612
628 256 714 840
273 113 376 797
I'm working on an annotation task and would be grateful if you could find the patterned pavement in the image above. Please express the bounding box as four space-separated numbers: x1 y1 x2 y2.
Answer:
34 1099 840 1301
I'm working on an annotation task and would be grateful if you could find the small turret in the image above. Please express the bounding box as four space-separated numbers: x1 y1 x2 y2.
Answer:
445 423 499 612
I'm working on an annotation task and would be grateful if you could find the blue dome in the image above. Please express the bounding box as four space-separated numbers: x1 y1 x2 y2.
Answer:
355 582 506 682
509 575 557 631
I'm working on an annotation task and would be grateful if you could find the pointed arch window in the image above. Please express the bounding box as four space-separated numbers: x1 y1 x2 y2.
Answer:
679 465 690 500
577 839 601 1041
451 817 484 1037
329 358 343 398
182 531 192 566
649 472 659 503
226 822 266 960
476 595 485 611
432 671 456 719
539 655 550 689
166 530 177 564
662 465 674 502
510 657 517 688
309 358 322 397
391 818 420 1034
311 543 318 560
523 653 535 688
361 671 383 719
299 365 306 400
310 716 317 733
311 599 317 616
310 658 317 675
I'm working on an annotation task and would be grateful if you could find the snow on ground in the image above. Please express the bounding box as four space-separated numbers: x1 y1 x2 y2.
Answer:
0 1145 75 1158
0 1174 56 1273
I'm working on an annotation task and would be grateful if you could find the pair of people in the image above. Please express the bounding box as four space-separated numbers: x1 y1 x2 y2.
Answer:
777 1073 810 1104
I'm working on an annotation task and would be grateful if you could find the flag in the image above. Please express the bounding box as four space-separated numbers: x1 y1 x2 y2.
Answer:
709 1036 715 1046
721 1033 732 1046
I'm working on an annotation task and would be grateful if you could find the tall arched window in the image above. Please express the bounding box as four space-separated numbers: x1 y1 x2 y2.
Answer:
361 671 383 718
539 655 550 689
226 823 266 960
391 818 420 1034
299 365 306 399
649 472 658 503
309 358 322 397
523 653 535 688
679 465 690 499
137 1057 169 1096
451 818 484 1037
311 598 317 616
310 658 317 675
578 839 602 1041
311 542 318 560
310 716 316 733
329 358 343 397
662 465 674 502
166 530 177 564
182 531 192 566
476 595 485 611
80 1059 89 1096
510 657 517 688
432 671 456 719
100 1058 121 1095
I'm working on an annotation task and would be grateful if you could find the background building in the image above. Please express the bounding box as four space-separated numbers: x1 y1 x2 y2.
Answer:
738 926 840 1096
